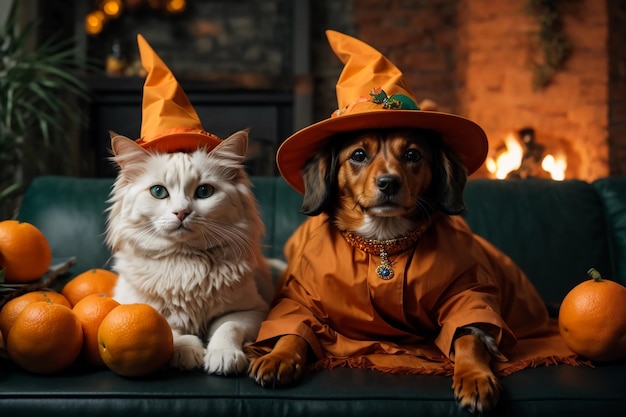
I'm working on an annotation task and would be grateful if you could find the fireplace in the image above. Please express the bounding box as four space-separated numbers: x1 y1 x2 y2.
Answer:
49 0 617 181
485 128 571 181
455 0 610 182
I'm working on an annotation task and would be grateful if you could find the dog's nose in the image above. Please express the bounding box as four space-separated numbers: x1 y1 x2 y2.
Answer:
376 175 401 195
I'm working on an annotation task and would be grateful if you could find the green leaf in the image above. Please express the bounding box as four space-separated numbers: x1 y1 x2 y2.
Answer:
0 1 91 218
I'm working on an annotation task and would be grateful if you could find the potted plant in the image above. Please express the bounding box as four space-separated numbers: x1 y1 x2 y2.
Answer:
0 1 89 219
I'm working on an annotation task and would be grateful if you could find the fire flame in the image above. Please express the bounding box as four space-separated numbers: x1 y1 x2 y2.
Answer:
485 133 522 179
486 133 567 180
541 154 567 181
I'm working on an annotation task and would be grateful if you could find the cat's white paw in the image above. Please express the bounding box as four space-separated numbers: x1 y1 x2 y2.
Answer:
171 334 205 370
204 347 248 376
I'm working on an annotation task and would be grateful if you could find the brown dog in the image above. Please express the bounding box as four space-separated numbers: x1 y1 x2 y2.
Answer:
249 128 508 414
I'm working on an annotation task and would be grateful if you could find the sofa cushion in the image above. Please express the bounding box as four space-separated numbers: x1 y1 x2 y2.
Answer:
17 176 616 306
593 177 626 285
16 176 307 279
1 357 624 417
251 176 305 260
463 178 612 305
17 176 114 278
6 175 626 417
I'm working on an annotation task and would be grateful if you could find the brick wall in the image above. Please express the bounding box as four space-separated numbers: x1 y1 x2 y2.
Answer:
354 0 459 114
312 0 459 120
458 0 608 180
311 0 611 181
608 0 626 177
79 0 617 180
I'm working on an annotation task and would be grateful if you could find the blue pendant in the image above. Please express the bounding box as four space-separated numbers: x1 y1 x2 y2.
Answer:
375 250 394 280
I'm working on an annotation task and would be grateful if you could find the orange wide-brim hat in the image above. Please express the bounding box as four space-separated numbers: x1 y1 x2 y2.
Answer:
276 30 488 194
133 34 222 153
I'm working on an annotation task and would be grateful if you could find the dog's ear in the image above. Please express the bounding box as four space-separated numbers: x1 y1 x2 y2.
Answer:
429 142 468 215
299 149 338 216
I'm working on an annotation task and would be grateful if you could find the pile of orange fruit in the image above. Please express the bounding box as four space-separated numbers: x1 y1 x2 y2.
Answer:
0 221 173 376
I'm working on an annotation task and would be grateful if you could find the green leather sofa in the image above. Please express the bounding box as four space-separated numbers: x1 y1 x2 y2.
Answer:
2 175 626 416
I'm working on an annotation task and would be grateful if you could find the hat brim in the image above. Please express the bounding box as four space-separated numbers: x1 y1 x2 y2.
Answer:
276 110 488 194
137 132 223 153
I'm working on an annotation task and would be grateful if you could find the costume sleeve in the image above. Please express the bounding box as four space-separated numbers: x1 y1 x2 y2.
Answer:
253 275 328 359
424 216 519 358
432 266 517 358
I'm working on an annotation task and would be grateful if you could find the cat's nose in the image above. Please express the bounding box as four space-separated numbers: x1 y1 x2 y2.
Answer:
174 210 190 221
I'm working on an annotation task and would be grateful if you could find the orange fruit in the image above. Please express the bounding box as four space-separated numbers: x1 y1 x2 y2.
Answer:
72 293 120 367
6 301 83 373
61 268 118 306
0 289 71 343
98 303 173 377
558 268 626 362
0 220 52 283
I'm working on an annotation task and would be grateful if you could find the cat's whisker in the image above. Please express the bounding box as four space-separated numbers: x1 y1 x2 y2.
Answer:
129 224 161 253
199 220 256 261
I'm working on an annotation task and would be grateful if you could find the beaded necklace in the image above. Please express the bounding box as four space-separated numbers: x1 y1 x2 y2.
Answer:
340 226 427 280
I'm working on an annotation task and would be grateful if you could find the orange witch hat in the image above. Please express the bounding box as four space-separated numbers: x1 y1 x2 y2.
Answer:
133 34 222 153
276 30 488 194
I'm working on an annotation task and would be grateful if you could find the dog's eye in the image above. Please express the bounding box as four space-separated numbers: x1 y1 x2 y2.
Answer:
404 149 422 163
350 149 367 163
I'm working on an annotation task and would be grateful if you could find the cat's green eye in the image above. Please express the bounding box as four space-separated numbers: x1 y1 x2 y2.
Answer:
150 185 169 199
195 184 214 199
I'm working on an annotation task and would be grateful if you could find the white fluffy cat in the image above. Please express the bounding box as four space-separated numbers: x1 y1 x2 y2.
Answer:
105 129 273 375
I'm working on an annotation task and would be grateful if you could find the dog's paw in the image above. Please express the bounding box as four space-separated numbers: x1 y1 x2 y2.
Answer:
204 347 248 375
452 367 501 415
171 334 205 370
248 350 305 388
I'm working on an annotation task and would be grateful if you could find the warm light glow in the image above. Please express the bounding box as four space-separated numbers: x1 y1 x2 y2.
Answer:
487 132 568 181
85 11 105 35
542 154 567 181
166 0 186 13
485 133 523 179
101 0 123 18
85 0 186 35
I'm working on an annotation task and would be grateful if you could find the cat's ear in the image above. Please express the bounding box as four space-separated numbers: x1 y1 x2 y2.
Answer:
210 129 249 163
110 132 150 169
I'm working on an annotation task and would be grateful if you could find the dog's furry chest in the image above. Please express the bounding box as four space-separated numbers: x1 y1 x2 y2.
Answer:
112 248 256 336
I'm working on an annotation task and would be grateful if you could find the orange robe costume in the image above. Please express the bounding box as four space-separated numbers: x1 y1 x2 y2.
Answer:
249 213 584 376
